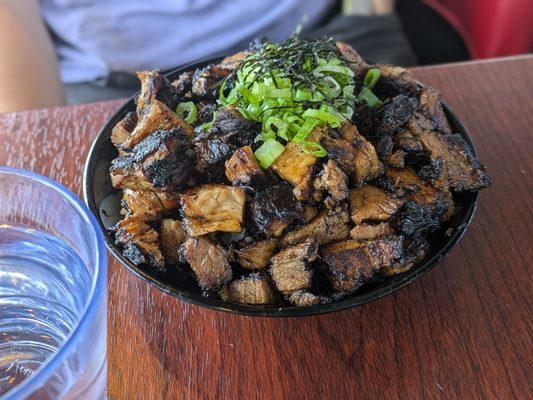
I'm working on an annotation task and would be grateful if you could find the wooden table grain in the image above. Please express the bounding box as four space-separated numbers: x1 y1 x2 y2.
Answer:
0 56 531 400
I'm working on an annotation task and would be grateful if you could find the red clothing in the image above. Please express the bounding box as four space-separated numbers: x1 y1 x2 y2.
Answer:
424 0 533 58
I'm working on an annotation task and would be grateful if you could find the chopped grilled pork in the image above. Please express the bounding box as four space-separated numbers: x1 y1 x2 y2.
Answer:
220 273 276 305
225 146 268 190
300 205 319 224
271 129 322 200
121 189 179 221
350 222 393 241
191 63 232 99
115 216 165 271
236 239 277 270
171 70 193 98
195 108 260 180
313 160 349 208
131 127 195 191
219 51 249 70
270 239 318 295
124 99 194 149
160 219 188 264
321 131 382 186
248 182 302 237
322 235 403 293
280 209 350 247
111 111 137 148
181 184 245 237
384 149 406 168
418 87 451 134
136 70 182 115
378 167 427 197
110 156 154 191
179 236 232 293
288 290 329 307
349 186 404 224
373 64 418 99
379 94 419 135
382 236 429 276
417 131 491 191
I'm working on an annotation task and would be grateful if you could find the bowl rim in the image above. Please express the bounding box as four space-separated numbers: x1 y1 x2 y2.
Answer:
83 57 478 317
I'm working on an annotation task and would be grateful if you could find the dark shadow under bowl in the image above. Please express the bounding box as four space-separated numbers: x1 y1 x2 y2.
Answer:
83 58 478 317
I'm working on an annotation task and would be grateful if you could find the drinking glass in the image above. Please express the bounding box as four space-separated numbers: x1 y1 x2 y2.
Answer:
0 167 107 399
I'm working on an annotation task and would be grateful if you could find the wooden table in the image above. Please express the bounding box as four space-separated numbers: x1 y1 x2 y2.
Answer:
0 56 531 399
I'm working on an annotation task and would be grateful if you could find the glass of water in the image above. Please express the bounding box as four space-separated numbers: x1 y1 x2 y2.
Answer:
0 167 107 399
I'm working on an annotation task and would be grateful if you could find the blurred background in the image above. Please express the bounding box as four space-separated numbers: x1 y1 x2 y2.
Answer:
0 0 531 113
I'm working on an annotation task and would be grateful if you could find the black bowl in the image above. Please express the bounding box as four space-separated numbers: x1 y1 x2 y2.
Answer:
83 58 478 317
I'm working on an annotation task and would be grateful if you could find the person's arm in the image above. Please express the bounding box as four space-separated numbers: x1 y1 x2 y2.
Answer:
0 0 64 113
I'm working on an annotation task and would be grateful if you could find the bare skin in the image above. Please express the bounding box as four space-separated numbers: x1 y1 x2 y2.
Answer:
0 0 64 113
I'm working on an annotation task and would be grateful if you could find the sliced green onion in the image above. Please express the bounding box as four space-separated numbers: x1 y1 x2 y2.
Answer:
293 118 319 143
313 63 354 78
302 107 340 127
196 121 212 132
364 68 381 89
175 102 198 124
254 138 285 169
264 117 289 141
358 87 382 108
302 141 327 157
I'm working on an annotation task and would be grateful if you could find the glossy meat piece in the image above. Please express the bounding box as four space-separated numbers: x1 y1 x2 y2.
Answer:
350 222 393 241
130 127 195 191
195 108 260 179
418 87 451 134
111 111 137 148
136 70 182 115
109 156 154 191
171 70 193 98
313 160 349 208
349 185 404 224
280 209 350 247
321 235 403 293
179 236 232 293
378 167 427 197
225 146 268 190
271 129 322 201
181 184 245 237
248 182 302 238
159 219 188 264
270 239 318 295
236 239 277 270
382 236 429 276
121 189 179 221
418 131 491 191
191 63 232 99
321 132 382 186
115 216 165 271
379 94 419 135
124 99 194 149
220 273 276 305
373 64 418 99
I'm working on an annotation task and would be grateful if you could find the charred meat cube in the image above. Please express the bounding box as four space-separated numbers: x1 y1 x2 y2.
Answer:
237 239 277 270
288 290 330 307
191 64 231 99
322 236 403 294
418 87 451 134
321 132 382 187
383 149 406 168
160 219 188 264
179 236 232 293
313 160 349 208
124 99 194 149
350 222 394 241
280 209 350 247
225 146 268 190
349 186 404 224
373 64 418 99
220 273 276 305
130 127 195 191
171 70 193 98
111 111 137 148
393 199 443 236
271 129 322 200
248 182 302 238
181 184 246 237
121 189 179 221
195 108 260 179
270 239 318 295
418 131 491 191
378 167 427 197
115 216 165 271
379 94 419 135
218 51 249 70
136 70 183 115
382 236 429 276
110 156 154 191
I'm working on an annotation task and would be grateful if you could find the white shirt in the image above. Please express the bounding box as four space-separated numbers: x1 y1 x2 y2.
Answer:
39 0 333 83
